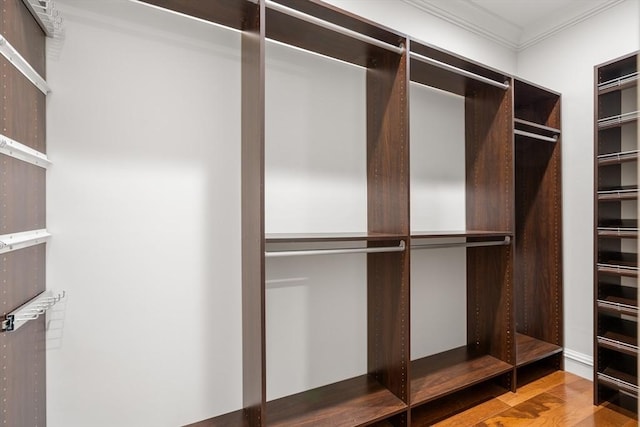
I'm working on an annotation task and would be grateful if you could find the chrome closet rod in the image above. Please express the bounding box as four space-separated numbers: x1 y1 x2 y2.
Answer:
256 0 405 55
411 236 510 250
266 240 406 257
409 51 509 90
514 129 558 143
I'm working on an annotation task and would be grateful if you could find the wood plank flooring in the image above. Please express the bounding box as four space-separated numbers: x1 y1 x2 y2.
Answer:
434 371 637 426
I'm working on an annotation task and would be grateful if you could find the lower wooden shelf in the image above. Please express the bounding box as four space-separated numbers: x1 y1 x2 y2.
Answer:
266 374 407 426
515 333 562 367
410 346 512 407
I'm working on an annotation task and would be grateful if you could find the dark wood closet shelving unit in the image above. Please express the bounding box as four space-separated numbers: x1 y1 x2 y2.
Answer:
139 1 562 426
513 78 563 382
594 51 639 415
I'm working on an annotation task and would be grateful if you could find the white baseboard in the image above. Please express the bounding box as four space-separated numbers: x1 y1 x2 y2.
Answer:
564 348 593 381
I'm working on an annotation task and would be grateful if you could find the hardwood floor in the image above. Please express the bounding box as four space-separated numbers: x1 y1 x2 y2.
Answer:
433 371 637 426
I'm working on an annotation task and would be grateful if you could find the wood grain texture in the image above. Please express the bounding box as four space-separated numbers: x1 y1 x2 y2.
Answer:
0 0 45 76
0 245 46 427
516 333 562 367
366 44 409 404
265 375 407 426
184 409 250 427
410 346 512 406
0 56 46 152
139 0 252 31
411 381 508 426
241 1 265 426
0 156 45 234
266 0 404 68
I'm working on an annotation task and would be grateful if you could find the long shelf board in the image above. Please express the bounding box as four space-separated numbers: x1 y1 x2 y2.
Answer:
513 118 561 136
598 111 639 129
598 72 638 95
599 370 639 395
266 374 407 426
515 333 562 368
266 232 406 243
598 229 638 238
410 346 512 407
185 409 248 427
598 264 639 277
410 230 512 239
598 150 639 165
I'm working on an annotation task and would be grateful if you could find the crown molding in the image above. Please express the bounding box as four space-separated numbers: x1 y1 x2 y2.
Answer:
402 0 626 52
402 0 521 50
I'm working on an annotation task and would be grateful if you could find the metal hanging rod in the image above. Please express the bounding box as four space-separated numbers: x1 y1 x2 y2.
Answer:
0 36 50 95
0 229 51 255
266 240 405 257
1 290 66 332
514 129 558 143
409 51 509 90
411 236 510 250
263 0 405 55
21 0 64 38
0 133 51 168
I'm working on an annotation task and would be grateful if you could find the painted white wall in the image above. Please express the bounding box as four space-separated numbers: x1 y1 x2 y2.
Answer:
516 0 640 380
46 2 243 426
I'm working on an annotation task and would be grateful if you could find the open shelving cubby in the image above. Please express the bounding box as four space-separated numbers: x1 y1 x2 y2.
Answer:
408 39 515 425
512 78 563 383
594 51 639 416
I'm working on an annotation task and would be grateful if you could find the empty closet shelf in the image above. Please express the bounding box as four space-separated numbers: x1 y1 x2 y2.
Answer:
410 346 512 407
598 264 639 277
598 252 638 269
598 186 638 201
265 375 407 427
598 149 638 165
515 333 562 367
598 371 639 396
598 219 638 238
598 71 639 94
598 299 638 317
513 118 561 136
598 336 638 356
598 111 639 129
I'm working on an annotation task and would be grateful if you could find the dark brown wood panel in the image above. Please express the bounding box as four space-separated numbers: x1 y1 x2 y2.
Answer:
266 375 407 426
1 0 45 76
410 230 511 239
266 232 405 243
0 56 46 152
241 1 265 426
266 1 404 68
0 156 45 234
139 0 255 31
514 136 562 345
0 244 46 427
366 44 409 404
0 318 46 427
410 346 512 406
185 409 250 427
516 333 562 367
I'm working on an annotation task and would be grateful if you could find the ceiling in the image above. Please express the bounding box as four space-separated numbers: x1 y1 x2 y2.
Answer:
401 0 625 51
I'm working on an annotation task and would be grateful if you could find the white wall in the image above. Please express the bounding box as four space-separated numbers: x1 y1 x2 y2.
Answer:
516 0 640 379
46 2 243 426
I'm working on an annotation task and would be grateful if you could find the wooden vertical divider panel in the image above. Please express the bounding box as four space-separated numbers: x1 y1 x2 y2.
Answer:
0 0 47 426
241 1 266 426
366 41 410 419
465 81 515 372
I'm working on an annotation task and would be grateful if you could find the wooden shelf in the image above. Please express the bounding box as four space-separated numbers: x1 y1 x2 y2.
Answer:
265 375 407 426
410 346 512 407
410 230 511 239
598 251 638 269
598 219 638 238
598 72 638 95
598 264 639 277
140 0 254 31
598 111 639 129
598 186 638 201
186 409 249 427
515 333 562 367
598 284 638 317
266 232 406 244
599 370 639 395
598 150 638 166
